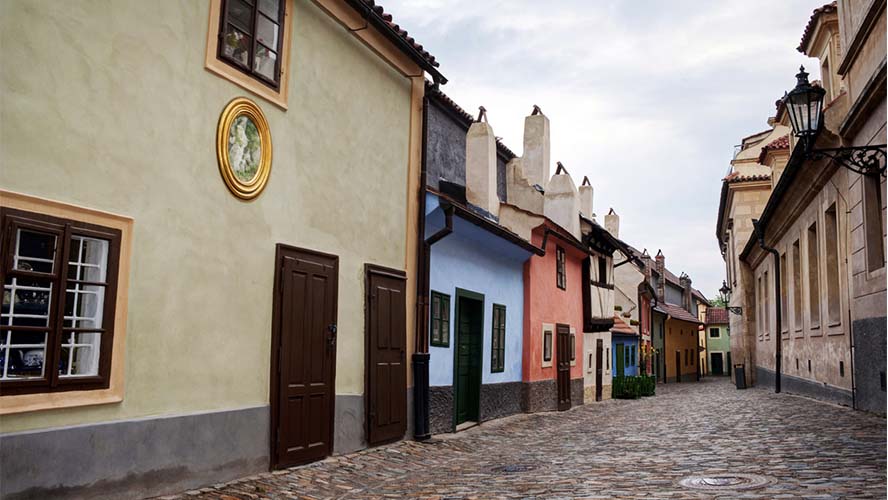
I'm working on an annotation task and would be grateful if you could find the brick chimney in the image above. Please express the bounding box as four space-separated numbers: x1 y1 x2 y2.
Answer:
679 272 692 311
522 105 550 188
641 248 652 280
544 162 580 239
604 208 619 238
579 176 594 219
655 249 666 302
465 106 499 216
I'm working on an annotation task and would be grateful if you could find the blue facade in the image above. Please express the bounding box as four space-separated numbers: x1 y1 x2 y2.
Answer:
426 193 531 387
612 333 640 377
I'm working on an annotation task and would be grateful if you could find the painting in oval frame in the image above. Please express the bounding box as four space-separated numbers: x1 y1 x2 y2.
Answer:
216 97 273 200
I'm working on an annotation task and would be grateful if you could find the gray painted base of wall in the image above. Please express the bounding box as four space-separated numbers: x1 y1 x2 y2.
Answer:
429 381 523 435
334 394 366 454
522 379 557 412
853 317 887 415
756 366 853 408
570 378 584 407
0 405 269 500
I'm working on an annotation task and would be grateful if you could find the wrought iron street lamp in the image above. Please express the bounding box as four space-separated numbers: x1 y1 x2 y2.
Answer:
783 66 886 177
719 280 743 316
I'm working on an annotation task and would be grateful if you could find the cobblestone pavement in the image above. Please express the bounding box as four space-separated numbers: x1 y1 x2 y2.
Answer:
158 378 886 499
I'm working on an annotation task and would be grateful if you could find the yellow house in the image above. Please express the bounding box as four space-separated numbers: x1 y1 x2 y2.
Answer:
0 1 443 498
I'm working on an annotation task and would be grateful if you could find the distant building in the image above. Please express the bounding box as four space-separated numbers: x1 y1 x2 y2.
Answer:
705 307 732 376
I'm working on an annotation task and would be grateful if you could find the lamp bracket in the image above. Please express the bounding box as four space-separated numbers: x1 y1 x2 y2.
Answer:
809 145 887 177
726 306 743 316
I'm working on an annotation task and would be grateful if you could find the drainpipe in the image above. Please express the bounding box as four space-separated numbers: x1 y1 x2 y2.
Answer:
753 219 782 394
412 108 454 447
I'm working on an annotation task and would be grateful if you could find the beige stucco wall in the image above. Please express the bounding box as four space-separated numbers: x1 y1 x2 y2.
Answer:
583 331 612 402
0 0 414 432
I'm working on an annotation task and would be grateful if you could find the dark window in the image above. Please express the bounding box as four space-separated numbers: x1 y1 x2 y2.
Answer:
808 359 812 372
807 222 820 328
825 204 841 324
1 208 121 395
543 329 552 362
491 304 506 372
863 175 885 272
556 246 566 290
569 332 576 361
839 361 844 377
606 348 610 369
429 291 450 347
218 0 286 89
597 255 607 285
796 358 799 370
709 327 720 338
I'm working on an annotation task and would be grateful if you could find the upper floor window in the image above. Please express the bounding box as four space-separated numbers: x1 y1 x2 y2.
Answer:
597 255 608 285
863 175 885 273
824 204 841 324
218 0 286 89
709 327 720 338
807 222 821 329
556 246 566 290
1 208 121 395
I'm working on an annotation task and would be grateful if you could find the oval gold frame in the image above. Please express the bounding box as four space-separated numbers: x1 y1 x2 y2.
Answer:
216 97 273 200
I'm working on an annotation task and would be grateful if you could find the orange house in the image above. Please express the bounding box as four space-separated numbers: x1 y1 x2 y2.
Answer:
522 219 586 411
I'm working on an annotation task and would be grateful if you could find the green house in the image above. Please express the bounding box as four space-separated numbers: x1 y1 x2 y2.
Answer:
705 307 731 376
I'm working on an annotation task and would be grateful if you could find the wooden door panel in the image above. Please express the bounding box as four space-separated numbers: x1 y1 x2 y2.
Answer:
366 266 407 445
556 324 571 411
272 246 338 469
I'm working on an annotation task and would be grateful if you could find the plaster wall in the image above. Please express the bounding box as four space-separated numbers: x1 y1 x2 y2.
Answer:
426 199 529 386
523 227 584 383
664 319 699 381
543 173 581 240
705 325 731 374
749 167 853 393
0 0 414 433
613 249 643 332
582 331 612 400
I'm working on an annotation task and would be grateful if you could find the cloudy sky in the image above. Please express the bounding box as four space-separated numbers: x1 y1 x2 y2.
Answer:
387 0 827 298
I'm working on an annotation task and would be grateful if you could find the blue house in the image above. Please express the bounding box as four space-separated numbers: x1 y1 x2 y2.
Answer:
611 316 639 377
421 86 543 434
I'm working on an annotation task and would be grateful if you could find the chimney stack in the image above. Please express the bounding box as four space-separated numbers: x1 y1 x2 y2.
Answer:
522 105 550 188
579 176 594 219
604 208 619 238
465 106 499 216
679 272 693 311
641 248 652 280
655 249 666 302
543 161 581 239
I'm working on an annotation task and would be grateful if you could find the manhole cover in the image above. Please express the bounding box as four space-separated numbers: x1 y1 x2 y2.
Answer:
491 464 538 473
678 473 771 491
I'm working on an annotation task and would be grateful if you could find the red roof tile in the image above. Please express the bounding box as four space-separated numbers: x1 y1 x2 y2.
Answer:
706 307 729 325
798 2 837 53
723 172 771 184
611 315 637 335
359 1 440 68
654 302 702 324
758 135 790 163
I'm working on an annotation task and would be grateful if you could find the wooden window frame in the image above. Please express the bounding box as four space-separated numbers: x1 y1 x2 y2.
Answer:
1 207 121 396
490 304 506 373
217 0 286 90
709 327 720 338
542 326 553 366
556 246 566 290
429 290 450 348
205 0 293 109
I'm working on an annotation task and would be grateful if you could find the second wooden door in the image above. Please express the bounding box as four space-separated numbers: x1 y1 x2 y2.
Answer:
556 324 571 411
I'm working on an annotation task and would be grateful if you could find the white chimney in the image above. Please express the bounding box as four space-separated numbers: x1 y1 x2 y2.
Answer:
604 208 619 238
465 107 499 216
522 105 550 188
544 162 581 239
579 176 594 219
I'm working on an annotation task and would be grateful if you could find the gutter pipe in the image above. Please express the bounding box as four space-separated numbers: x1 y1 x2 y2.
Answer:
753 218 782 394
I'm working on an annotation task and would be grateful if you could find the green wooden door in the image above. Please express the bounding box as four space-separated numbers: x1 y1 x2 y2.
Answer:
455 294 482 425
616 343 625 377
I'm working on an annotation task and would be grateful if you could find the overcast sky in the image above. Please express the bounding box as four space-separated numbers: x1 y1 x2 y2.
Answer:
387 0 827 298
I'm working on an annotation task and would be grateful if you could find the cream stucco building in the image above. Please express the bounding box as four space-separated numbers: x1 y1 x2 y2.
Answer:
0 1 443 498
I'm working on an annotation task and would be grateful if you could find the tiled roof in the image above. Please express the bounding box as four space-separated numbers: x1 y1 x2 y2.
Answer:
361 0 439 68
426 82 518 159
723 172 772 184
706 307 729 325
654 302 702 324
758 135 790 163
798 2 837 53
611 315 637 335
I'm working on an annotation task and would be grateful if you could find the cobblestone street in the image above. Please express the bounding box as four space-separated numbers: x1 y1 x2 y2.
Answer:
162 379 886 499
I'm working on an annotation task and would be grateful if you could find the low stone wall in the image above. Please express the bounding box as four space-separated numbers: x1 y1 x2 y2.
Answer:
570 378 584 408
429 385 454 435
583 384 612 403
852 317 887 415
480 381 523 422
521 379 557 412
756 366 853 408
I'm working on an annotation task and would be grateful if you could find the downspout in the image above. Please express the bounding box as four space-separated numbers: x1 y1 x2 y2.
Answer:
753 219 782 394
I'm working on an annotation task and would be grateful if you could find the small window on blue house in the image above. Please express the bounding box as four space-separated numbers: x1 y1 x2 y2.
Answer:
491 304 506 372
630 345 635 366
430 291 450 347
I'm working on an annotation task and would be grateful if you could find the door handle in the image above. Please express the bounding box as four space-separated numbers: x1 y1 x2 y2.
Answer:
327 324 337 348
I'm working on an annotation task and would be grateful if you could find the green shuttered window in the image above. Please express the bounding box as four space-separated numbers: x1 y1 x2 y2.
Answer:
491 304 506 372
430 291 450 347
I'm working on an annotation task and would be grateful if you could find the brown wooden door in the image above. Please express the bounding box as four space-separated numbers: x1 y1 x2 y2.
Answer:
675 351 682 383
595 339 603 402
556 324 571 411
271 245 338 469
365 265 407 446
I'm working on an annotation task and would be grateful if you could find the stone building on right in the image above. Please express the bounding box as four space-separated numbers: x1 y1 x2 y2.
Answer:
716 1 886 413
